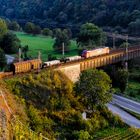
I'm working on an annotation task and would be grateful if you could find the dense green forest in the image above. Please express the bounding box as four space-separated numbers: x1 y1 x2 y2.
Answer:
0 0 140 35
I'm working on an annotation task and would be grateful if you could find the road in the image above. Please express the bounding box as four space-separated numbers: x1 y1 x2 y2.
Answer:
107 103 140 128
112 94 140 114
107 94 140 128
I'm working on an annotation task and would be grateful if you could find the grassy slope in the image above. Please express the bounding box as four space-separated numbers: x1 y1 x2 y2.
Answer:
15 32 78 61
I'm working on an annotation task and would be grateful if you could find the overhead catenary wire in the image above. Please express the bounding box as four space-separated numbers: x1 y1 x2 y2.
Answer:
105 32 140 41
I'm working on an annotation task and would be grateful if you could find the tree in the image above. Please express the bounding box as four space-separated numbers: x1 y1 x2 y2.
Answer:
42 28 53 36
48 54 57 61
53 29 71 53
130 10 140 21
22 45 29 59
77 23 106 49
28 105 43 132
24 22 35 34
73 130 90 140
128 19 140 36
0 18 8 40
119 42 130 48
53 28 62 38
63 28 72 39
8 21 20 31
0 48 6 71
33 25 41 35
115 69 129 93
0 32 20 54
75 69 112 111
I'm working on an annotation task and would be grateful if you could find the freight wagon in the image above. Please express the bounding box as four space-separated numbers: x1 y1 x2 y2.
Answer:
0 72 13 78
10 59 42 74
82 47 110 58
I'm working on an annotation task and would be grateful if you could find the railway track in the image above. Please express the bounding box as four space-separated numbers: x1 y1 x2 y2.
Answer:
0 45 140 80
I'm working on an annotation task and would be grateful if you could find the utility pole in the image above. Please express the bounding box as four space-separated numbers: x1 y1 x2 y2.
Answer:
38 51 41 60
18 48 22 62
125 35 128 71
113 33 116 49
62 42 65 57
38 51 41 73
100 33 102 47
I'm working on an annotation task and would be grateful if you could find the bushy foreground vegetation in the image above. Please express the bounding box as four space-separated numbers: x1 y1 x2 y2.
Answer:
5 70 128 139
10 119 43 140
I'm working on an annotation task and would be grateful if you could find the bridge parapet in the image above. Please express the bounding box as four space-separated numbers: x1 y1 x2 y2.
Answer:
57 46 140 82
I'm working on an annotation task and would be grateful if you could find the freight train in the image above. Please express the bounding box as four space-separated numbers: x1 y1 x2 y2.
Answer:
0 47 110 77
43 47 109 67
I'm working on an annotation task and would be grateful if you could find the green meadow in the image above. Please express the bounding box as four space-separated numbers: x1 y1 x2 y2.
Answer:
15 32 78 61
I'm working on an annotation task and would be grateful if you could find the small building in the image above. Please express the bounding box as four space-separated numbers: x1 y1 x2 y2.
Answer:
5 55 15 64
82 112 87 120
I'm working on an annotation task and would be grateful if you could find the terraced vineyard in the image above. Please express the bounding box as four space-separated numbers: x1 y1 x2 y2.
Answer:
100 129 140 140
10 118 47 140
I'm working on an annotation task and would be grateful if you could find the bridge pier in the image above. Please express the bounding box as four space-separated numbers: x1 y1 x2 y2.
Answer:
56 63 81 82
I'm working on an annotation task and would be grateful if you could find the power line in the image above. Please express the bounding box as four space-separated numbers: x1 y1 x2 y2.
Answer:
113 33 116 49
106 32 140 41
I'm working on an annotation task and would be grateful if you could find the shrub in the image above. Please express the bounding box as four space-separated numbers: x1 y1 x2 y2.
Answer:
73 130 91 140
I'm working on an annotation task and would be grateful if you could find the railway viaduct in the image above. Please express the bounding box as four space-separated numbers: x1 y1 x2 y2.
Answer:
56 46 140 82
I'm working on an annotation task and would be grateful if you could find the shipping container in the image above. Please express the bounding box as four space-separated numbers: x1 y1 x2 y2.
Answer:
43 60 61 67
66 56 82 61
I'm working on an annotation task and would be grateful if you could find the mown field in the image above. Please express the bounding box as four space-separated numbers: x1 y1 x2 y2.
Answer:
15 32 78 61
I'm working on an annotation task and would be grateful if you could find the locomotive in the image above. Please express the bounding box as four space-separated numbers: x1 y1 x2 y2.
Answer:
81 47 109 58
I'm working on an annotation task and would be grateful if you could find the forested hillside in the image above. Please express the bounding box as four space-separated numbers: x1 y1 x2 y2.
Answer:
0 0 140 34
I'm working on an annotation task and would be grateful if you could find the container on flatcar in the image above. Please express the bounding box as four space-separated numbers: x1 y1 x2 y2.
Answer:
43 60 61 67
82 47 110 58
66 56 82 62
